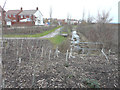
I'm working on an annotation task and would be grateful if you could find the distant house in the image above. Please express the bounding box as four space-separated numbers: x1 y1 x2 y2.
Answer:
6 8 22 26
0 6 6 25
5 7 44 26
57 19 66 25
66 19 79 25
18 7 44 26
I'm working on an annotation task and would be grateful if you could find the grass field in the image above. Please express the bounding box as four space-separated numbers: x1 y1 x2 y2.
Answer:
47 35 67 48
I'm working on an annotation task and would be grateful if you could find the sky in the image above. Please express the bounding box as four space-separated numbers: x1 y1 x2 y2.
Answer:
0 0 119 23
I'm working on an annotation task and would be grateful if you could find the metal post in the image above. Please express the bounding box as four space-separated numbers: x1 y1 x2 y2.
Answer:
0 7 3 90
0 1 7 89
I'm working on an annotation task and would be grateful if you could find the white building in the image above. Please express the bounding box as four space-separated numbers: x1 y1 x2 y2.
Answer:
19 7 44 25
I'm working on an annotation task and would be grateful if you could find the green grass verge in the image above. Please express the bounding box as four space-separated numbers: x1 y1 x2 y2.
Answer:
47 35 67 48
60 32 68 34
4 26 61 38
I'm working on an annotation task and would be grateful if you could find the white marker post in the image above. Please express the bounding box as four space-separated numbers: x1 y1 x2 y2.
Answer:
49 50 51 60
19 58 21 63
66 50 69 62
41 47 44 58
32 70 35 87
2 79 5 88
16 50 19 60
56 47 59 57
21 39 23 52
69 48 72 58
101 48 109 61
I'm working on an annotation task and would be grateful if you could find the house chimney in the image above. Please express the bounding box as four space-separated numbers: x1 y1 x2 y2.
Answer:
36 7 38 10
21 7 23 11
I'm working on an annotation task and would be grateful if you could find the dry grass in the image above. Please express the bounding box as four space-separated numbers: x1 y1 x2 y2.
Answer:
76 23 118 52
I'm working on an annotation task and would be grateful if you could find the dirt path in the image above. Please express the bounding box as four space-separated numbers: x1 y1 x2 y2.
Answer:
40 27 62 38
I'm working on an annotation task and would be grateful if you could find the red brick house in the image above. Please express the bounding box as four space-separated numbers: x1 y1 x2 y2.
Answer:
6 8 22 25
18 9 36 26
5 7 44 26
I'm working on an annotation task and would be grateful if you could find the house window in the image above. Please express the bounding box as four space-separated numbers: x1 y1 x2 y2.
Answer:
29 15 32 18
24 15 26 18
9 14 11 17
13 14 16 17
21 15 23 18
6 14 8 17
0 13 1 16
13 20 16 22
38 20 40 23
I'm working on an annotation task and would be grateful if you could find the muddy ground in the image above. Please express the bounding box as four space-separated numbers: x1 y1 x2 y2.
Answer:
2 39 119 88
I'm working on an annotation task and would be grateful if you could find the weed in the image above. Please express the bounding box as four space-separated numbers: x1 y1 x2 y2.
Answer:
68 74 74 79
48 35 66 48
64 63 69 67
82 78 100 88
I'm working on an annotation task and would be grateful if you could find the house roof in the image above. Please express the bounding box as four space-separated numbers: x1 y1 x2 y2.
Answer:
6 10 21 15
19 10 37 15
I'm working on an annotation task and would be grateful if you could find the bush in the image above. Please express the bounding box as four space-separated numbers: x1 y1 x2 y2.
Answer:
58 38 70 53
76 23 118 53
82 78 100 88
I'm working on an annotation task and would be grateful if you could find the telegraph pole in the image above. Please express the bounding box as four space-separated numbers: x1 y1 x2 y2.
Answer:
0 0 7 89
0 9 3 90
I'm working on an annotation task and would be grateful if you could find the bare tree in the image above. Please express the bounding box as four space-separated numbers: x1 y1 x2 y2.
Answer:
96 10 112 24
82 10 85 21
67 13 71 24
95 10 114 51
77 10 115 52
49 6 52 24
81 10 86 24
87 13 94 23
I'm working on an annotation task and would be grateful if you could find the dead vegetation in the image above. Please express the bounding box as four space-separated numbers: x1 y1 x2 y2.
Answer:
1 9 118 88
58 38 71 53
76 10 118 53
3 26 56 35
2 39 119 88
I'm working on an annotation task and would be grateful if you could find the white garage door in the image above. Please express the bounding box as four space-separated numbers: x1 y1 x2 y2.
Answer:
7 21 11 26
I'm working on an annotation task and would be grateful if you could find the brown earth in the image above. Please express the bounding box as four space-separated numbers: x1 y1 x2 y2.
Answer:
2 39 119 88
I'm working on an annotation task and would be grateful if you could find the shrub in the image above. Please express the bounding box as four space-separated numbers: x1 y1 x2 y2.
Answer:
58 38 70 53
82 78 100 88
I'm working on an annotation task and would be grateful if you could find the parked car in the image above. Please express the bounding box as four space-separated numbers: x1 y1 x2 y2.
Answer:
20 18 32 22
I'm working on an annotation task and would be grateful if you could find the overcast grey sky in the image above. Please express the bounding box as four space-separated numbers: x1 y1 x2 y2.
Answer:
0 0 119 23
